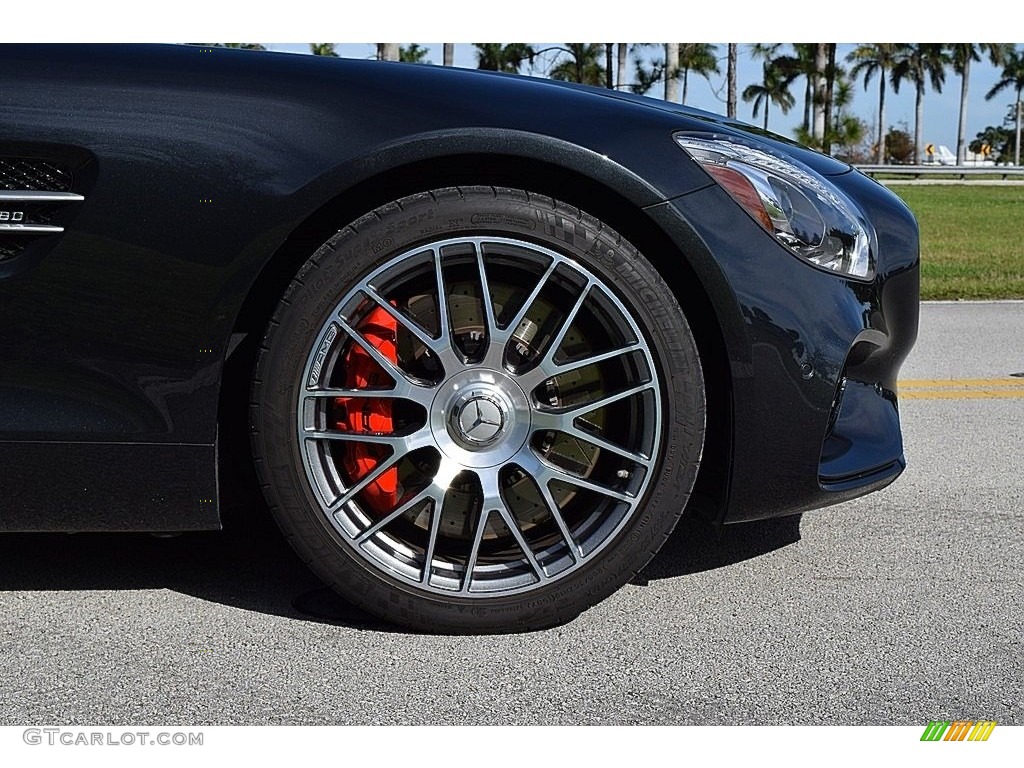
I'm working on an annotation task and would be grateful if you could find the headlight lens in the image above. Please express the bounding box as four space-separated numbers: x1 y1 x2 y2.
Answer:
675 134 874 280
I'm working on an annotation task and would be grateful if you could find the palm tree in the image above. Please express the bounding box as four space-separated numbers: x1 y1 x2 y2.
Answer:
631 57 663 95
627 44 663 95
675 44 719 105
377 44 400 62
310 44 338 57
550 44 606 86
664 43 679 102
822 44 840 154
784 44 819 134
726 44 738 118
793 73 864 155
400 44 431 64
605 44 614 89
742 60 795 130
748 44 784 123
986 46 1024 166
848 44 901 164
950 44 1011 163
616 44 628 91
891 44 948 163
811 44 829 140
829 77 866 156
193 43 266 51
749 43 783 65
443 44 454 67
474 44 535 74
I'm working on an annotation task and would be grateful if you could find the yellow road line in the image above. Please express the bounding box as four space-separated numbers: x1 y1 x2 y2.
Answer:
901 390 1024 400
900 378 1024 388
898 377 1024 400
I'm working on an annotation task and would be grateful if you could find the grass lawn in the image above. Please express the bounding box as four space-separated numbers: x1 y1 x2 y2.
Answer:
887 185 1024 300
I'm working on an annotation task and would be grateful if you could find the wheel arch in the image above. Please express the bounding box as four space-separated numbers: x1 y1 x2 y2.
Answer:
225 139 734 525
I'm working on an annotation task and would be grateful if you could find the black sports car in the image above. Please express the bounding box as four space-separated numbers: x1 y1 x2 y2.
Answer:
0 44 919 633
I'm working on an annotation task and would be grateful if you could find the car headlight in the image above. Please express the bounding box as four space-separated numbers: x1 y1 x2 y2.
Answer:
675 134 874 280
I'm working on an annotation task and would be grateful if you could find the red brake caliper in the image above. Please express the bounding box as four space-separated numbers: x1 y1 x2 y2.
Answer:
333 306 400 514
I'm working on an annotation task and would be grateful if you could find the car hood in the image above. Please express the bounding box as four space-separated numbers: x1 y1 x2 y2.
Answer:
526 78 854 177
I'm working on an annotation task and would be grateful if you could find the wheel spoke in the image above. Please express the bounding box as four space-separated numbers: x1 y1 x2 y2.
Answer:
536 381 655 424
433 247 452 345
480 257 559 369
337 317 415 387
511 448 620 559
516 342 640 393
364 286 443 350
560 425 652 467
461 508 490 594
420 500 444 585
479 468 547 584
563 343 641 371
545 467 634 504
532 473 583 561
537 279 593 369
571 381 653 417
304 429 426 453
327 450 403 511
356 484 437 543
496 507 548 583
303 388 407 399
493 257 558 344
474 243 500 341
520 449 636 504
301 385 433 410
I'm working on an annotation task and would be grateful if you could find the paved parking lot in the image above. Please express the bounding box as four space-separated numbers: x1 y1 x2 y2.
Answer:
1 301 1021 725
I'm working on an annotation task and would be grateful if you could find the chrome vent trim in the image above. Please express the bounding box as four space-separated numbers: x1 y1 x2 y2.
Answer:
0 178 84 261
0 191 85 203
0 223 67 234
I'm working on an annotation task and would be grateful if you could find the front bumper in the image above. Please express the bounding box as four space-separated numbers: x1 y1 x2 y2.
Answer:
648 168 919 523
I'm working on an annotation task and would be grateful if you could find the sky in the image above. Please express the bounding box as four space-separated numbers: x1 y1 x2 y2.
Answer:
266 43 1018 157
7 1 1022 156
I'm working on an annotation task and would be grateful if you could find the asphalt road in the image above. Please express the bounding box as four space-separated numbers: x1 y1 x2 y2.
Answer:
1 301 1021 726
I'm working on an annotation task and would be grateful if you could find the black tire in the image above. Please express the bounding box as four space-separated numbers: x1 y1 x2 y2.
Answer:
251 186 705 633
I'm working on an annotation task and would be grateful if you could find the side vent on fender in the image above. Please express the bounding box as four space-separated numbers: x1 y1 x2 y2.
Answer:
0 158 84 262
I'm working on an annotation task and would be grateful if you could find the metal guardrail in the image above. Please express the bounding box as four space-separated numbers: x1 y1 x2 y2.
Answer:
855 165 1024 180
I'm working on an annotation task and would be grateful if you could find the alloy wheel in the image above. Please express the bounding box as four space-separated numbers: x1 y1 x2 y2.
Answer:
297 236 664 597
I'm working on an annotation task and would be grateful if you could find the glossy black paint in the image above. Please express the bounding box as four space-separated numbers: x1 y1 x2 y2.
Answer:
657 173 919 522
0 44 919 531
